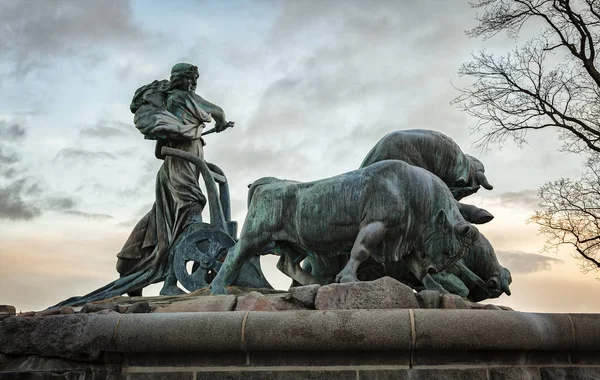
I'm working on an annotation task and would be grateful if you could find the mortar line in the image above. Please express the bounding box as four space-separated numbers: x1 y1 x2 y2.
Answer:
113 314 125 352
408 309 416 369
241 310 250 352
567 314 576 353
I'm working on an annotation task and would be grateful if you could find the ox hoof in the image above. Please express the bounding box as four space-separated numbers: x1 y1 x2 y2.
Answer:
336 274 359 284
159 285 185 296
209 285 230 295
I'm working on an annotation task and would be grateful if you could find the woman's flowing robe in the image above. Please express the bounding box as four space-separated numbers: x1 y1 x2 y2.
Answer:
54 87 227 306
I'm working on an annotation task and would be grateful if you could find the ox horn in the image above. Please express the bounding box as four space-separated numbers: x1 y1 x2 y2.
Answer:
500 267 512 296
476 171 493 190
455 222 472 236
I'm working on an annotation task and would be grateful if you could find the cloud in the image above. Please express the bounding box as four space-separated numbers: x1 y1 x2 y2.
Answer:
54 148 116 162
0 121 26 141
63 210 113 220
0 179 42 220
79 124 130 140
0 146 19 165
43 196 77 211
0 0 148 75
0 121 26 164
496 251 563 274
495 190 540 209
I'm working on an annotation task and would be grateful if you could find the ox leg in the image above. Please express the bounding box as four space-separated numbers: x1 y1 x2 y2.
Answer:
335 222 386 283
421 273 450 294
209 234 269 295
276 252 320 286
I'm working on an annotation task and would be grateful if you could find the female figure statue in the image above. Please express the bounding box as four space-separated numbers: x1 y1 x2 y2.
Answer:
53 63 234 306
116 63 232 295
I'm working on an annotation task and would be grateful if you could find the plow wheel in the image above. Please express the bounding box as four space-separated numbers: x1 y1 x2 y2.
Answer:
173 227 236 292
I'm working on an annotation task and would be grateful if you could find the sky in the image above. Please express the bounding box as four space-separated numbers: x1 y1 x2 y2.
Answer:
1 0 599 313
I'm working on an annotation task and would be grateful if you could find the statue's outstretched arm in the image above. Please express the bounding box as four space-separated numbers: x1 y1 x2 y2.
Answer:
197 96 227 129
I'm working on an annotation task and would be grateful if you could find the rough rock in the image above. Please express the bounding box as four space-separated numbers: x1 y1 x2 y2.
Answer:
416 290 442 309
315 277 419 310
289 284 321 308
60 306 75 315
96 309 120 315
16 311 35 317
0 305 16 315
440 294 470 309
483 304 502 311
235 291 307 311
81 302 119 313
154 295 236 313
126 301 152 314
35 309 61 317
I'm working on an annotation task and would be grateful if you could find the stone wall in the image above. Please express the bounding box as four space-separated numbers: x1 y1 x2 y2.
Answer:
1 309 599 379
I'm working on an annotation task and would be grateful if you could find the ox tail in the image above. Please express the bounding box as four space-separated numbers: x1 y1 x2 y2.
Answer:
247 177 282 208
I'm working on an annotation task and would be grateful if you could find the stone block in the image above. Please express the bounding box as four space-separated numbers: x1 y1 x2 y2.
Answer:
153 296 235 313
243 309 412 351
315 277 419 310
489 367 541 380
540 367 600 380
235 292 306 311
125 351 246 367
570 314 600 350
0 355 121 376
570 351 600 365
289 284 320 308
0 314 120 360
115 312 245 352
0 371 91 379
249 350 410 367
413 310 573 351
360 368 488 380
195 370 356 380
124 373 193 380
0 305 16 315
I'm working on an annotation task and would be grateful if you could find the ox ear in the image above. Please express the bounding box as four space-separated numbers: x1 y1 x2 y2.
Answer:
435 209 451 232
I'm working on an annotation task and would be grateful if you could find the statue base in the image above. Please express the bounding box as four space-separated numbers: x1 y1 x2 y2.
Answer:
1 278 599 379
1 309 599 379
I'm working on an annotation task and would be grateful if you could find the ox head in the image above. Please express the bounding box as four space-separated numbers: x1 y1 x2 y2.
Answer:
464 265 512 302
451 155 493 201
457 235 513 302
420 210 480 277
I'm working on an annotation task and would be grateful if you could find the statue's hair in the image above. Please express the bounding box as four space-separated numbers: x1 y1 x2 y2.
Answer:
130 65 198 114
129 80 170 113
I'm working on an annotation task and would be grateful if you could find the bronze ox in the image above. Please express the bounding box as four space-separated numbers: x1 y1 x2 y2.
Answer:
209 160 480 294
356 233 512 302
431 234 512 301
361 129 493 201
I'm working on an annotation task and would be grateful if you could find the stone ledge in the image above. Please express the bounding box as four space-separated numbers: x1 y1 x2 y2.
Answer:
1 310 599 361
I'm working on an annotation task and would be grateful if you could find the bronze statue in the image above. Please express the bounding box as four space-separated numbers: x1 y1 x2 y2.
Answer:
54 63 238 306
209 160 481 295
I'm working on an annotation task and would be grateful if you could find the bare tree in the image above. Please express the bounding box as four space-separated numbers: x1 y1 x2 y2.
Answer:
454 0 600 154
455 0 600 273
530 157 600 272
